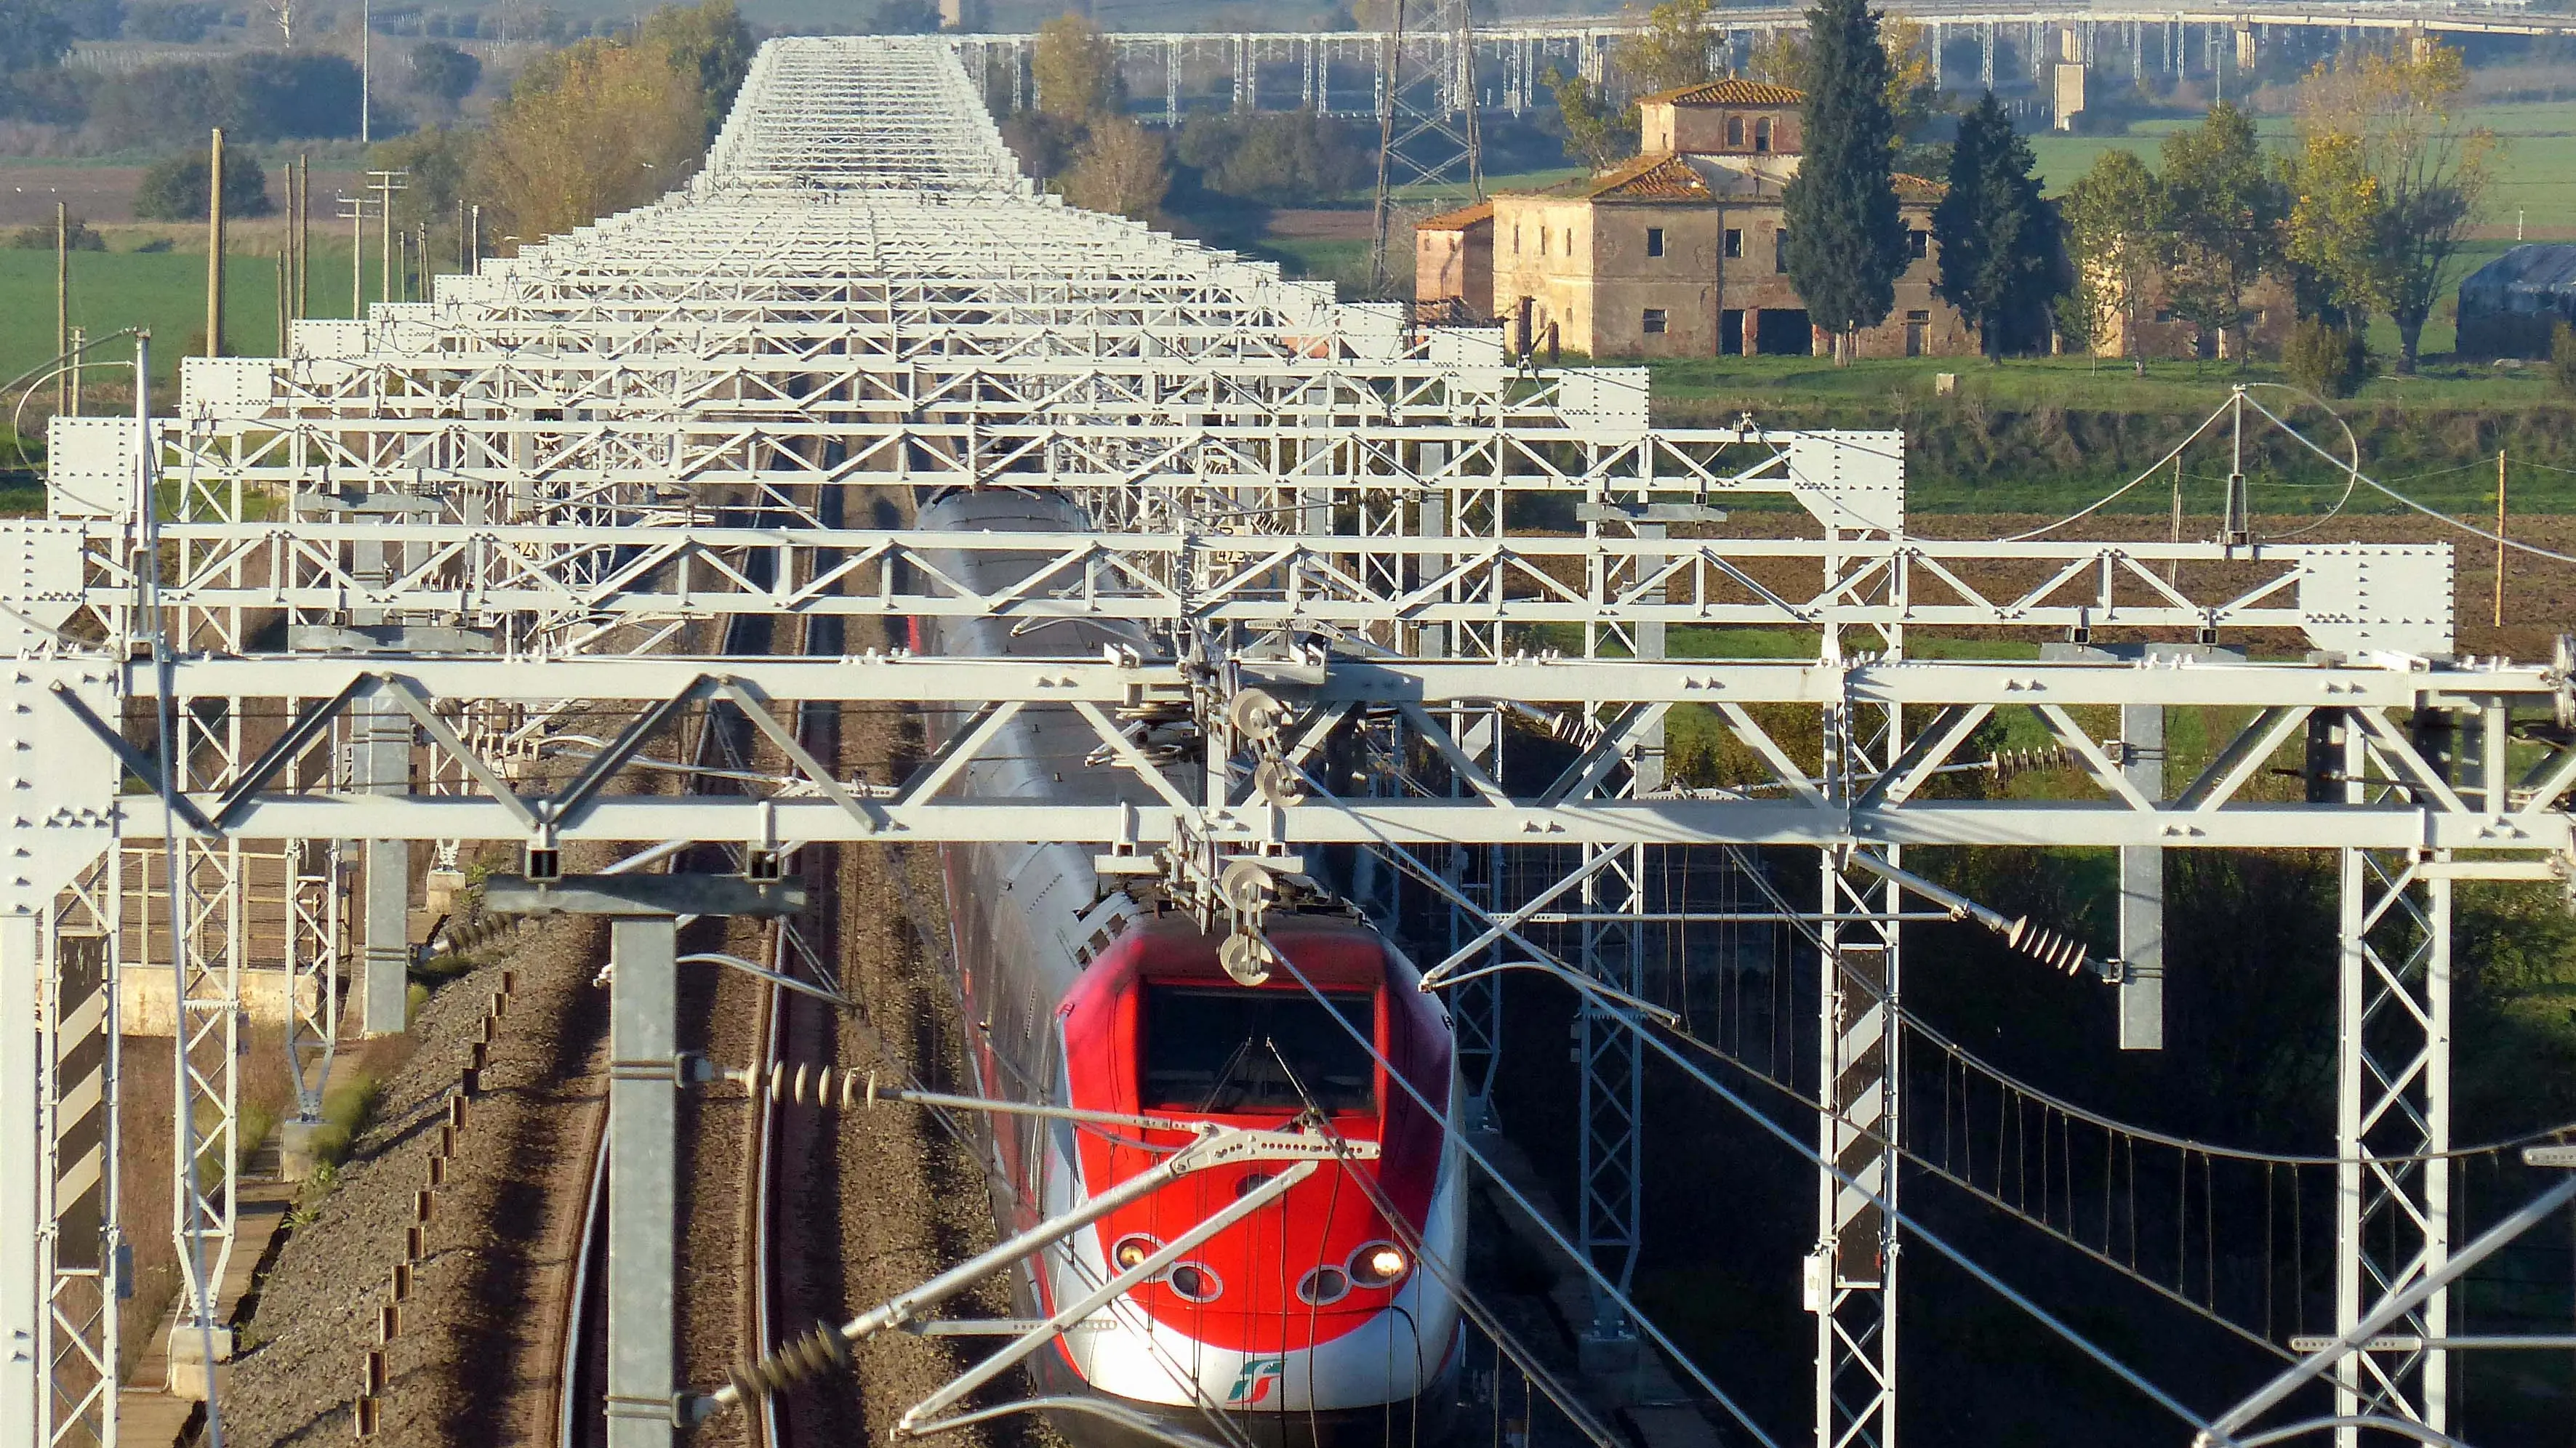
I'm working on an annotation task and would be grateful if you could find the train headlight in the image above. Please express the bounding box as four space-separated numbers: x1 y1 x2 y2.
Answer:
1167 1263 1223 1302
1296 1266 1351 1306
1349 1242 1410 1288
1111 1234 1160 1272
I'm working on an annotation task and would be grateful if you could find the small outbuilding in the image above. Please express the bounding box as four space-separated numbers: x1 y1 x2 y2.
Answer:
1415 200 1494 321
2455 244 2576 359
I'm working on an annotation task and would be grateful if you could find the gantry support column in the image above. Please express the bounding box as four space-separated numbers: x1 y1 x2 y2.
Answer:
2335 845 2453 1444
486 870 803 1448
1 914 40 1441
2118 696 2165 1048
356 694 410 1035
606 914 678 1448
1813 667 1900 1448
1576 520 1663 1377
1813 857 1899 1448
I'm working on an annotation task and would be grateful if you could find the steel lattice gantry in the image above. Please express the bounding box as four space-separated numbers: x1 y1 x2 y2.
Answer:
7 33 2572 1448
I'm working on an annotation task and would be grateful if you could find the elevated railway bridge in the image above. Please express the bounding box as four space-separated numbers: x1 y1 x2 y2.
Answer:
2 32 2572 1448
946 1 2576 125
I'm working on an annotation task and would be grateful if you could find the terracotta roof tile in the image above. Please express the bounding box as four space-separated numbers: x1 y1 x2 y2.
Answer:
1581 153 1712 203
1416 200 1494 230
1639 78 1806 108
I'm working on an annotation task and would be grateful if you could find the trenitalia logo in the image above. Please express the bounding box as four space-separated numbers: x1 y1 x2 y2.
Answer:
1226 1356 1288 1405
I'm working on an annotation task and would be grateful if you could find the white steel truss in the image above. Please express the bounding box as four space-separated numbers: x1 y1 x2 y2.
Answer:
6 33 2569 1448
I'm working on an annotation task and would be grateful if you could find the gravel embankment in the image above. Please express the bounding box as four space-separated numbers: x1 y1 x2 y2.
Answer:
217 907 610 1447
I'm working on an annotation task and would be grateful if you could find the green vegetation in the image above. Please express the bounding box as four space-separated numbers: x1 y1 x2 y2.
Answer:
133 150 273 222
2031 101 2576 230
0 238 388 391
301 1069 388 1175
1781 0 1907 363
1638 352 2576 512
1933 93 2054 358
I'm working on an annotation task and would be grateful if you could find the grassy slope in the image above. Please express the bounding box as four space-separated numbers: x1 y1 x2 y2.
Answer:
0 237 389 390
2029 100 2576 230
1639 351 2576 513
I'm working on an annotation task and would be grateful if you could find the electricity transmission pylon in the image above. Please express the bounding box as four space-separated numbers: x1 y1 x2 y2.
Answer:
1368 0 1483 298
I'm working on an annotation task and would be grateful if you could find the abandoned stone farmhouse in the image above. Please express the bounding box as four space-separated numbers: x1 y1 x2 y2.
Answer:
1416 79 1976 360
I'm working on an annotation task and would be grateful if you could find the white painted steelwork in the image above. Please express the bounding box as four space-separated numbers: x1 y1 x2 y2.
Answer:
1 33 2562 1448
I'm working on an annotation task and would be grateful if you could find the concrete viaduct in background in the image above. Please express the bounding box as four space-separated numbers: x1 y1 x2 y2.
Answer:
953 2 2576 129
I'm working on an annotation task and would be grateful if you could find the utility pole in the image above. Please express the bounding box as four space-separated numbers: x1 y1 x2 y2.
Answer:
368 169 409 309
2494 450 2508 630
66 326 81 415
55 201 68 415
206 128 226 359
468 202 481 271
339 192 371 318
284 156 300 329
360 0 372 144
296 152 311 320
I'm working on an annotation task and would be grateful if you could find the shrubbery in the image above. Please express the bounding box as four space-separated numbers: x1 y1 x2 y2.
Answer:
6 214 105 249
132 150 271 220
89 51 366 148
2553 321 2576 400
2284 318 2372 398
1173 110 1368 209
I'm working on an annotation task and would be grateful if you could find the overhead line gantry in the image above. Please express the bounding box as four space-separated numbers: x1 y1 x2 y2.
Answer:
4 33 2569 1448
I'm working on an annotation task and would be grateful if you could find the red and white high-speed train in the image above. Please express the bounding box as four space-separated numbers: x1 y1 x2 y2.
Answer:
912 486 1467 1448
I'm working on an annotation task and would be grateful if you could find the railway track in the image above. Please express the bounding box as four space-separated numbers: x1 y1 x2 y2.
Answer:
554 524 836 1447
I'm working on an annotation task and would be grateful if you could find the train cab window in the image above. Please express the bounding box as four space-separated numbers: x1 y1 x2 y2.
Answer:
1141 986 1375 1114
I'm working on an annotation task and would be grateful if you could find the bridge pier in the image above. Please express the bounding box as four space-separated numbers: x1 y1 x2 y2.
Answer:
1980 21 1994 90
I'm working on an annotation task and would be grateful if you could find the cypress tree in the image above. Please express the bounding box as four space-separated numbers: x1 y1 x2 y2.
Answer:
1933 92 2055 360
1779 0 1906 364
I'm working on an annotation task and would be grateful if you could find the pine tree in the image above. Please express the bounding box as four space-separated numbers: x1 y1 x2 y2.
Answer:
1933 92 2057 360
1779 0 1906 364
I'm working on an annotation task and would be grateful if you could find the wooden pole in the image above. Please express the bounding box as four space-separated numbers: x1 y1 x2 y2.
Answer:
377 173 393 308
204 128 226 358
2493 449 2508 630
284 157 299 324
55 200 68 415
67 326 81 416
296 153 310 321
351 195 364 319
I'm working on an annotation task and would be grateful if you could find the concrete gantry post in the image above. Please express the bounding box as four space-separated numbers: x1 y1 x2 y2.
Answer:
484 871 805 1448
356 695 410 1035
606 914 678 1448
2118 692 2166 1048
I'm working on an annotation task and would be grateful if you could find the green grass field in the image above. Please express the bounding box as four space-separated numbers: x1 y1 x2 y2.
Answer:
2028 100 2576 232
0 241 394 393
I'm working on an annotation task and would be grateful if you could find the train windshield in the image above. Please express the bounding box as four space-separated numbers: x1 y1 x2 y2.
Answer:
1141 986 1376 1114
